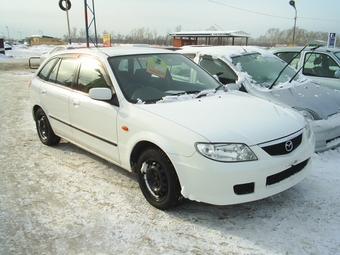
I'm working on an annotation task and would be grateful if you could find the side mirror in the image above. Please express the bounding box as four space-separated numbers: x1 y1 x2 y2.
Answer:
212 74 219 81
335 69 340 78
226 83 240 91
89 87 113 100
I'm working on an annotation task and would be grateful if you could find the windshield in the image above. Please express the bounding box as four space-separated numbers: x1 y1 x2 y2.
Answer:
231 52 298 88
108 53 221 103
334 52 340 61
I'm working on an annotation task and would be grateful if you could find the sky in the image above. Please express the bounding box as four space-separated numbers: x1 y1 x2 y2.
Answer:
1 0 340 41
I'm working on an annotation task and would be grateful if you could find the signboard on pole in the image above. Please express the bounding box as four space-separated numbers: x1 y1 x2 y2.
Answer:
103 34 111 47
327 33 336 48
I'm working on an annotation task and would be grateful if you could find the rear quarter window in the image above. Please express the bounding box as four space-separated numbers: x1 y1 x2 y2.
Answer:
38 58 59 81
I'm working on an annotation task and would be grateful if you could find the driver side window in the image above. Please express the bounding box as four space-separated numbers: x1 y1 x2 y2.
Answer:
304 53 339 78
77 57 112 93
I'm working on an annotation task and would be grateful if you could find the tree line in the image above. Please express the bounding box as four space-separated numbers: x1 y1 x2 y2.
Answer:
63 26 339 47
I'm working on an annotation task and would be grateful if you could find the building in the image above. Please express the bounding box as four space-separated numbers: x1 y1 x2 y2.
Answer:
25 35 68 46
169 30 251 47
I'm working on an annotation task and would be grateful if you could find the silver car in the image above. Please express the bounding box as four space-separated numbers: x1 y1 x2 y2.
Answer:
269 46 340 90
178 46 340 152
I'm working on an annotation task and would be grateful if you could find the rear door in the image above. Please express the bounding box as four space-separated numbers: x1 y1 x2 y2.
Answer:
38 56 78 139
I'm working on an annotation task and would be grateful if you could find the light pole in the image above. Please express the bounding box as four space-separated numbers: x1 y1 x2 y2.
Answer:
39 30 43 36
289 0 297 45
6 26 10 43
18 31 22 41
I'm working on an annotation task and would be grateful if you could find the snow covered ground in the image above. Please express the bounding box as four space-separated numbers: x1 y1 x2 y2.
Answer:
0 45 340 254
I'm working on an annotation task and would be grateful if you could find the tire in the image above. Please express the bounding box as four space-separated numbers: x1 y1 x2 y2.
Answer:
35 108 61 146
59 0 71 11
137 147 183 210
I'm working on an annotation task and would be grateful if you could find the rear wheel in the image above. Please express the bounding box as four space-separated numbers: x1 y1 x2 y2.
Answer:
35 108 60 146
137 147 183 210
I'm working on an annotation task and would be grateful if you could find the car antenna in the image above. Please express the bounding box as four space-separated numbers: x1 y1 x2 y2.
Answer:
288 44 322 83
269 44 308 89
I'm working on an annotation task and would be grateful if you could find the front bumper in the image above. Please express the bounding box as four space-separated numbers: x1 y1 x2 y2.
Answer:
170 130 315 206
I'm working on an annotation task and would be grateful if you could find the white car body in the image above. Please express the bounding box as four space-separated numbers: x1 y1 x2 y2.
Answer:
29 47 314 209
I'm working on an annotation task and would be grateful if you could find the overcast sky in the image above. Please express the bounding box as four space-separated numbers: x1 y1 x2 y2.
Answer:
1 0 339 40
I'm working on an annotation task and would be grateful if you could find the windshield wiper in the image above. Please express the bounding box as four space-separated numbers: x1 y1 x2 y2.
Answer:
269 45 308 89
171 90 201 96
288 45 322 83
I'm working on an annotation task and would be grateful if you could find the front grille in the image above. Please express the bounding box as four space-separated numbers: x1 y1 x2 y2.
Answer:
259 130 303 156
266 158 309 186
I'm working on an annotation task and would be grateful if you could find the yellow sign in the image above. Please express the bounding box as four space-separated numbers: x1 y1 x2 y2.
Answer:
146 56 167 78
103 34 111 47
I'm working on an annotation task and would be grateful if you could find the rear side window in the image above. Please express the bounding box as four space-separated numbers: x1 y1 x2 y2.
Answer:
56 58 78 87
37 57 78 88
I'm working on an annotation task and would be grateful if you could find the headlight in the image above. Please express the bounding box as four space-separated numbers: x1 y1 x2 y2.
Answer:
305 120 312 139
294 107 320 121
299 110 315 121
196 143 257 162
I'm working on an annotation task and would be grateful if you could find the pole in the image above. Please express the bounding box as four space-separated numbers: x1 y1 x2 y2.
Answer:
292 8 297 45
6 26 10 43
289 1 297 45
66 1 71 44
84 0 89 47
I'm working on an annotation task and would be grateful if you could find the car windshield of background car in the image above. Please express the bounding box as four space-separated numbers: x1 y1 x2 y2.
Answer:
231 53 298 88
334 52 340 61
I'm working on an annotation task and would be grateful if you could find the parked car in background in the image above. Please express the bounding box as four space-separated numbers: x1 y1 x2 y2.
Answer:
178 46 340 152
39 44 86 64
269 46 340 90
29 47 314 210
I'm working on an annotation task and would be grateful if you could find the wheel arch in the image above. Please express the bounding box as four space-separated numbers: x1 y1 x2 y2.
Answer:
130 141 161 173
32 105 42 121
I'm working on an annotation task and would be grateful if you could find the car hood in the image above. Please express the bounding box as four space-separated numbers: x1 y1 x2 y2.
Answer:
135 91 304 145
265 81 340 120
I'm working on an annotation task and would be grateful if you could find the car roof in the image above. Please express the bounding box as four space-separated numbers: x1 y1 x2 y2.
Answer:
269 46 340 54
52 46 178 58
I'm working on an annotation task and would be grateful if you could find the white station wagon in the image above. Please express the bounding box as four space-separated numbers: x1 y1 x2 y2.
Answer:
29 47 315 210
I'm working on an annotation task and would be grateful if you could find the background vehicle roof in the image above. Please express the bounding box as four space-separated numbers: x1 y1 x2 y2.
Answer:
178 45 267 57
269 46 340 54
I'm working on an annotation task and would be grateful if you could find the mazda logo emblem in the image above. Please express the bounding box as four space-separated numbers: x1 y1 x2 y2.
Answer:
285 140 294 152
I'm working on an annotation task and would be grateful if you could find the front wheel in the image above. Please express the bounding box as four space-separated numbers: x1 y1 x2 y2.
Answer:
35 108 61 146
137 147 183 210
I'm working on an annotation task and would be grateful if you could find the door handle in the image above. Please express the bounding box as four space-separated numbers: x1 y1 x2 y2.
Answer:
71 98 80 106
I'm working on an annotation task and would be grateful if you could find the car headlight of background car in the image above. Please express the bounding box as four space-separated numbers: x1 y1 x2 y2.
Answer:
196 143 258 162
294 107 321 121
304 120 313 139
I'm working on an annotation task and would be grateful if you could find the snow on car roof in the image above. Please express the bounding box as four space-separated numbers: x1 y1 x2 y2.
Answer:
178 45 268 59
65 46 177 57
269 46 340 54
